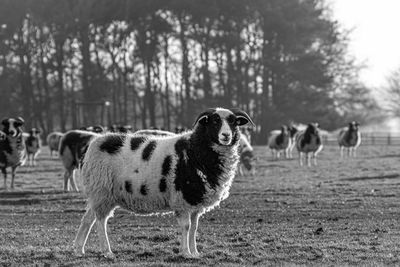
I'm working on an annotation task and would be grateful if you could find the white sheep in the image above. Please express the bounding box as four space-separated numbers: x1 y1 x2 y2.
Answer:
47 132 64 157
73 108 254 259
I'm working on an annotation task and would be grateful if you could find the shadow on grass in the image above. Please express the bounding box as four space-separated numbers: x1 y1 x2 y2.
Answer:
340 173 400 182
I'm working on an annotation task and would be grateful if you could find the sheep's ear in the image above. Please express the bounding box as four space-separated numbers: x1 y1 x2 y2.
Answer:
193 113 209 127
315 123 320 128
1 118 8 126
16 117 24 126
193 109 215 127
230 109 255 127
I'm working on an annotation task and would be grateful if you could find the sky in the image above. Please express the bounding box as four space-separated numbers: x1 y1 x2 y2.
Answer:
330 0 400 88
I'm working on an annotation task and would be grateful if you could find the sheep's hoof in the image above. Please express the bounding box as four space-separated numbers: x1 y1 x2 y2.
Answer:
74 248 85 257
102 251 116 260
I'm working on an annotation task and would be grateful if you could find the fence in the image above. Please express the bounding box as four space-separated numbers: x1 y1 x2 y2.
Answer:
323 132 400 146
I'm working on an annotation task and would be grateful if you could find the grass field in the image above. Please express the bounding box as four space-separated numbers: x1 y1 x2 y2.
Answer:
0 145 400 266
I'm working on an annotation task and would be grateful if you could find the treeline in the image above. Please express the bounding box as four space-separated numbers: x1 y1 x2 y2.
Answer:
0 0 376 143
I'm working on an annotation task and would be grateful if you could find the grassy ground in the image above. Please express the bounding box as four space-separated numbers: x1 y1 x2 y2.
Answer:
0 145 400 266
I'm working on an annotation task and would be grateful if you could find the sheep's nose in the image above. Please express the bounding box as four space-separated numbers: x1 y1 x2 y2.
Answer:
222 133 231 139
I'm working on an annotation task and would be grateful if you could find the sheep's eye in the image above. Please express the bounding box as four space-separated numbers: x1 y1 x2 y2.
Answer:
227 116 235 124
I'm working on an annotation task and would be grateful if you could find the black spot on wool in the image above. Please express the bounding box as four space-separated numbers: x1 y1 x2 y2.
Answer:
142 141 157 161
125 181 133 193
161 155 172 176
276 133 284 146
0 137 13 166
140 184 148 195
130 136 146 151
99 134 126 154
159 177 167 192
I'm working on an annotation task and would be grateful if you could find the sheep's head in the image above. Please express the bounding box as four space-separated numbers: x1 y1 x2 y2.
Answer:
193 108 255 146
1 117 25 137
348 121 360 132
29 128 41 136
305 122 320 136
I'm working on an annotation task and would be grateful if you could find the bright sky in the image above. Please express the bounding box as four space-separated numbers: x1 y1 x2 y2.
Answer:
330 0 400 88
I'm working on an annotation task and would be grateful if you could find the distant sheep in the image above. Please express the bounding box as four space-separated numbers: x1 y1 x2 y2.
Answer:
286 126 299 159
268 125 291 160
0 117 26 189
25 128 41 166
47 132 64 157
238 133 256 176
296 123 323 167
58 130 100 192
73 107 254 258
338 121 361 157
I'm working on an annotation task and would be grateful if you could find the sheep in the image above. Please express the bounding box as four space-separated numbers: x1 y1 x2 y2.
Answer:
47 132 64 157
25 128 41 166
73 107 254 259
286 126 299 159
338 121 361 157
268 125 291 160
296 123 323 167
0 117 26 189
58 130 101 192
238 133 256 176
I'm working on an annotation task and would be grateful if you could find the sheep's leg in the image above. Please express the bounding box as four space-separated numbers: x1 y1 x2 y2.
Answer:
299 152 303 166
307 153 311 167
96 214 114 259
313 154 317 166
74 208 96 256
63 169 72 191
70 170 79 192
10 166 17 189
340 146 344 158
353 148 357 158
189 211 201 256
176 211 191 256
2 168 6 190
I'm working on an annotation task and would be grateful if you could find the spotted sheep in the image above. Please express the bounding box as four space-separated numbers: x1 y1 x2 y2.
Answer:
0 117 26 189
338 121 361 157
25 128 41 166
73 108 254 259
46 132 64 157
58 130 101 192
238 133 256 176
296 123 323 167
268 125 291 159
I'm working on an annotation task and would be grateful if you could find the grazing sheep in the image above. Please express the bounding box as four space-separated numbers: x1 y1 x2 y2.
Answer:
238 133 256 176
296 123 323 167
73 107 254 259
338 121 361 157
47 132 64 157
268 125 291 159
59 130 100 192
0 117 26 189
286 126 299 159
25 128 41 166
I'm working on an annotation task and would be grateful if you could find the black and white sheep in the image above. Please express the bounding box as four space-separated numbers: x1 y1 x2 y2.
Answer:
25 128 41 166
338 121 361 157
58 130 100 192
296 123 323 167
73 107 254 258
268 125 291 160
238 133 256 176
47 132 64 157
133 129 177 137
0 117 26 189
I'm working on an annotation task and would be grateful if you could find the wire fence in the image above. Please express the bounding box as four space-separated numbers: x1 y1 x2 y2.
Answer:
323 132 400 146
